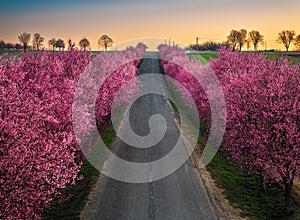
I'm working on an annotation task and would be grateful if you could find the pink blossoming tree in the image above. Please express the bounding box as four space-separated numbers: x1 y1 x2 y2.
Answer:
0 44 146 219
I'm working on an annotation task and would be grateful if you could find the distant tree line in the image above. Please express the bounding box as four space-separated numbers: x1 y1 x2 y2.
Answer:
0 40 23 50
190 29 300 52
1 32 114 52
189 41 230 51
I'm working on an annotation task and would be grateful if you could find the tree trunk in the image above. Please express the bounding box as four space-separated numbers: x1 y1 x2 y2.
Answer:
284 180 293 215
23 43 27 53
259 175 266 192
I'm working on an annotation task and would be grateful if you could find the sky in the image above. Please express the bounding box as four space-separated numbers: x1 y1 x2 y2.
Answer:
0 0 300 50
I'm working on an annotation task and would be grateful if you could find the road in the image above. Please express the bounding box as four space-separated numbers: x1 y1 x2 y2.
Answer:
81 52 217 220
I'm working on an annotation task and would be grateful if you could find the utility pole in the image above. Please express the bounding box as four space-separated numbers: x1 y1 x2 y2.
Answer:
265 40 267 51
196 37 199 51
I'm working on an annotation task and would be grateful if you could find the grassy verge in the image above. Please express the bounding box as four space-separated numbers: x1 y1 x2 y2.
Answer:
205 150 300 220
160 54 300 220
42 124 116 220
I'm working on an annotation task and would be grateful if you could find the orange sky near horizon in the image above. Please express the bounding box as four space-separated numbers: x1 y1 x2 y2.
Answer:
1 0 299 51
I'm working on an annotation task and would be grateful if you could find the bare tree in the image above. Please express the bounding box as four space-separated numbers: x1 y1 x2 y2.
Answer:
227 30 240 51
237 29 247 51
0 40 5 50
248 30 264 51
48 38 56 51
98 35 113 51
79 37 90 51
245 38 251 51
277 30 296 51
68 39 75 50
55 39 65 51
32 33 44 50
294 34 300 51
18 32 31 52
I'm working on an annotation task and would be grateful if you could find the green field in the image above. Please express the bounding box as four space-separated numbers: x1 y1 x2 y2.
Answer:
189 52 219 63
189 51 300 64
0 49 21 59
264 52 300 63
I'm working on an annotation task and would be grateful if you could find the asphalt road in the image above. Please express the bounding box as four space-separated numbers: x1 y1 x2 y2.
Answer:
81 52 217 220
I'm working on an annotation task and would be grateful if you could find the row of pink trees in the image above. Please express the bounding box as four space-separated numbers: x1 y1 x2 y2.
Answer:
158 45 212 134
159 45 300 215
0 44 146 219
210 49 300 214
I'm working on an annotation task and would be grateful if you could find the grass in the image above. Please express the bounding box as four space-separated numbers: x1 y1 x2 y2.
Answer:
189 51 300 64
0 49 21 59
0 49 105 59
0 49 21 54
264 52 300 64
42 124 116 220
189 52 219 63
205 150 300 220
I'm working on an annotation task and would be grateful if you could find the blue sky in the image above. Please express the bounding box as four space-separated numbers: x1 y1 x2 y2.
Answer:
1 0 109 15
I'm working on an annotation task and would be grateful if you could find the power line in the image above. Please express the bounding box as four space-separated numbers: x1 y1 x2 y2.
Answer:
195 37 225 42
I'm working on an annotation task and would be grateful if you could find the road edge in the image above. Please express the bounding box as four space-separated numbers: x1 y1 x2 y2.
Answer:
165 98 247 220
